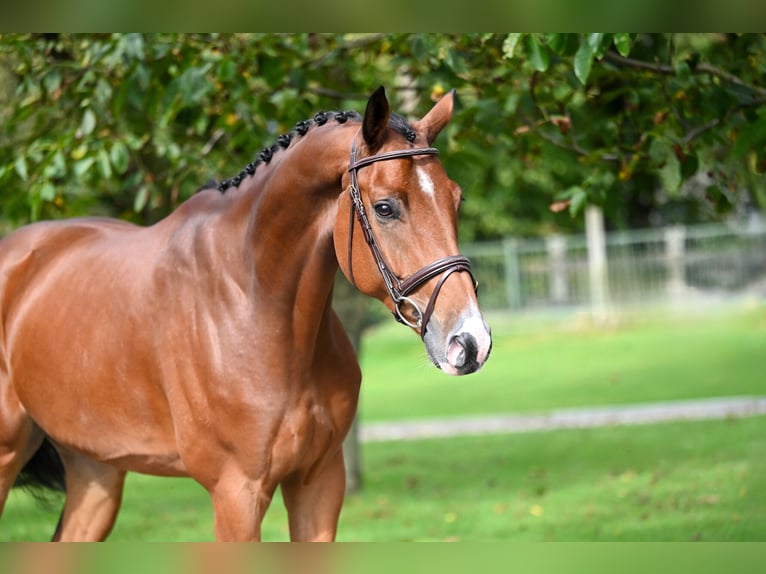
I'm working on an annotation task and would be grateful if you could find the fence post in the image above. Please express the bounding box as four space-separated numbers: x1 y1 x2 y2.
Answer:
586 205 610 319
546 234 568 304
502 238 523 310
665 225 686 300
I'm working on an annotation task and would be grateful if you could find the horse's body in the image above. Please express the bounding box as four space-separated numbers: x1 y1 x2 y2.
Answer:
0 87 491 541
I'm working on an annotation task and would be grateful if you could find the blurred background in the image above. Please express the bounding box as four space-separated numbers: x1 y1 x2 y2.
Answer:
1 33 763 541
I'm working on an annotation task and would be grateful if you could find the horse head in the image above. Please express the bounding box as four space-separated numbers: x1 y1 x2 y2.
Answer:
335 87 492 375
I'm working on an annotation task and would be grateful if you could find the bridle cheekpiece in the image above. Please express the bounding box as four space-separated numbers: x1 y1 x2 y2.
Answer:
346 135 477 337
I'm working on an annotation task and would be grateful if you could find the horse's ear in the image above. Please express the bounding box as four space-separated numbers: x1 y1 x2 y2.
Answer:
362 86 391 152
414 89 455 145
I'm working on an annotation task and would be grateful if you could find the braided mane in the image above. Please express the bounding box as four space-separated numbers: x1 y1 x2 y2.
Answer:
213 109 417 193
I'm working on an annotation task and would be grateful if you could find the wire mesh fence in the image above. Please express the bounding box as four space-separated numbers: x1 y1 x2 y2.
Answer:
462 219 766 313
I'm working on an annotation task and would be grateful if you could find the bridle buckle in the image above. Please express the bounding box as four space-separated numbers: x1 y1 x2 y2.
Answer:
346 135 477 337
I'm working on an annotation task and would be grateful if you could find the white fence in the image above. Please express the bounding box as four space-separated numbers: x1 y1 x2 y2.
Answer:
462 219 766 313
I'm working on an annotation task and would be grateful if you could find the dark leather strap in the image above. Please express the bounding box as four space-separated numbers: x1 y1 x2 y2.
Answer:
346 137 477 337
399 255 474 296
349 146 440 172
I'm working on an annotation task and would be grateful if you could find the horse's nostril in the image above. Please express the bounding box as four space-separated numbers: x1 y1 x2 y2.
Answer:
448 336 466 367
448 332 478 370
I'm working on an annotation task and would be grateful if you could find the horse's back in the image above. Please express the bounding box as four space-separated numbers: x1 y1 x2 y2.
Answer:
0 217 144 323
0 217 150 373
0 217 185 473
0 217 139 270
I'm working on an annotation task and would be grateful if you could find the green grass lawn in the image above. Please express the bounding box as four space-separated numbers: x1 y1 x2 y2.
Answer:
1 303 764 541
335 415 766 542
357 303 766 420
4 415 764 541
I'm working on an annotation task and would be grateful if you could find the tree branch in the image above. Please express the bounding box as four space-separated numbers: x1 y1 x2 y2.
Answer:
604 51 766 98
695 62 766 98
682 96 766 146
603 51 674 74
307 86 369 101
533 123 620 163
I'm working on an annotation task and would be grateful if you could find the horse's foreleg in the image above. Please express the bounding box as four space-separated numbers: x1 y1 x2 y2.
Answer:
281 450 346 542
209 472 277 541
54 450 126 541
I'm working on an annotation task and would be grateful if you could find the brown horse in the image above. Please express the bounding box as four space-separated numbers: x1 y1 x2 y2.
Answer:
0 86 491 541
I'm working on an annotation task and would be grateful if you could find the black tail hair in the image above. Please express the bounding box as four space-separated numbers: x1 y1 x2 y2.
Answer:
14 438 66 499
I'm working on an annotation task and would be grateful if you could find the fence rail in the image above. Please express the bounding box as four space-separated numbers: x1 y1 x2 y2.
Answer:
462 219 766 313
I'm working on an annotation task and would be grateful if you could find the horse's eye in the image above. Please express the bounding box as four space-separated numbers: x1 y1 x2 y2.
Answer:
373 201 395 220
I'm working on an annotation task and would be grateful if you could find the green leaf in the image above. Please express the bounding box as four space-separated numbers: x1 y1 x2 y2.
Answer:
217 57 237 82
649 137 671 165
110 141 130 174
705 184 733 213
443 47 467 74
52 150 67 177
14 156 29 181
259 57 284 89
269 88 299 109
122 33 145 60
98 148 113 179
649 137 682 192
94 78 113 105
134 184 150 213
73 157 95 178
39 182 56 202
681 152 699 179
733 117 766 157
19 77 42 108
81 109 97 136
71 143 88 161
614 33 632 57
659 153 682 193
547 33 579 56
42 70 62 96
524 35 549 72
502 34 523 59
574 40 594 85
587 33 607 58
410 35 429 60
569 186 588 217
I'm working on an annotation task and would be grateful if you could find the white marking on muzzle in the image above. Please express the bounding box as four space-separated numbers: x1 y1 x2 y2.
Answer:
439 304 492 375
458 312 492 365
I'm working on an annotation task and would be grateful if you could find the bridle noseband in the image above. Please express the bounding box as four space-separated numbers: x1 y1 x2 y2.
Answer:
346 136 477 337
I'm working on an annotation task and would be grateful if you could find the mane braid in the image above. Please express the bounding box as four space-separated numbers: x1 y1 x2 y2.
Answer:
211 110 417 193
214 110 361 193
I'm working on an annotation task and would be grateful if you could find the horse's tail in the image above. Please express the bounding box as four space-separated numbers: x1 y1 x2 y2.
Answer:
14 438 66 497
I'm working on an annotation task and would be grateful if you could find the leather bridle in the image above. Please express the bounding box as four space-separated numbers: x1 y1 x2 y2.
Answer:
346 135 477 337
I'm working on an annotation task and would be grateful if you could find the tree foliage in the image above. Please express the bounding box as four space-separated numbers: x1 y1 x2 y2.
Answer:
1 33 764 239
0 34 386 228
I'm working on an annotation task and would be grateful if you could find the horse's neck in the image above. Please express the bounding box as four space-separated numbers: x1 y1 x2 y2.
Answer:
224 124 353 346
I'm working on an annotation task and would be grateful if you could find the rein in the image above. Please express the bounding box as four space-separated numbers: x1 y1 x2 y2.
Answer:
346 137 477 337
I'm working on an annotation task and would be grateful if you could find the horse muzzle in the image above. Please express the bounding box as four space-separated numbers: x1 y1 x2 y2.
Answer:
425 308 492 376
